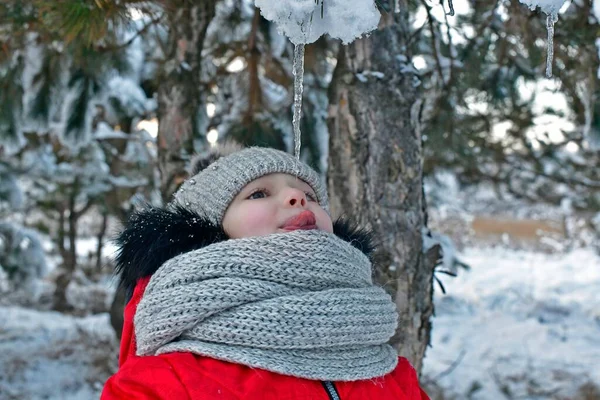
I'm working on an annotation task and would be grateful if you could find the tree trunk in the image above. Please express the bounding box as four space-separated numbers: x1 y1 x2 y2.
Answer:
157 1 217 202
54 182 79 311
96 207 108 270
326 6 436 374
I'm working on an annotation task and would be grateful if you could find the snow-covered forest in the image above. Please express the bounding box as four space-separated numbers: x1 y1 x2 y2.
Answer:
1 0 599 399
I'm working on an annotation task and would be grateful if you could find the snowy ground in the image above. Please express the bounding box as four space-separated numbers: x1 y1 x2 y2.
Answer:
422 246 600 400
0 237 118 400
0 307 116 400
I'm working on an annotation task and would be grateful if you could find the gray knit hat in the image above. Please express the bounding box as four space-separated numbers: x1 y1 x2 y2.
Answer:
170 146 329 226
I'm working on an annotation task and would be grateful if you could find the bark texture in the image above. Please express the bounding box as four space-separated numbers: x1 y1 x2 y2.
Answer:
157 1 216 202
327 8 436 374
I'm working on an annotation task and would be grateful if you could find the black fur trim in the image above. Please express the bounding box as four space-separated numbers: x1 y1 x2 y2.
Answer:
332 216 379 262
114 205 227 301
188 151 221 176
114 207 378 303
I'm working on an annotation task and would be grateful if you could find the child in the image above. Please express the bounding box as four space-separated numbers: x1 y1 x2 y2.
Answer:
101 145 429 399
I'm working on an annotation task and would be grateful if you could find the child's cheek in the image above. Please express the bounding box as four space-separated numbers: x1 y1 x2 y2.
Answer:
314 207 333 233
242 203 277 231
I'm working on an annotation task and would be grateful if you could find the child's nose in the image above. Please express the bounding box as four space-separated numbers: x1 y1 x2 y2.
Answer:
284 188 307 208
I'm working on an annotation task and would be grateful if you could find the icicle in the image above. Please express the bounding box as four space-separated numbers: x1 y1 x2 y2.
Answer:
292 43 305 164
545 13 558 78
394 0 400 13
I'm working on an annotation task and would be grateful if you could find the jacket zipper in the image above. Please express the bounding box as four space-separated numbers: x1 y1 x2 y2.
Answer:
321 381 341 400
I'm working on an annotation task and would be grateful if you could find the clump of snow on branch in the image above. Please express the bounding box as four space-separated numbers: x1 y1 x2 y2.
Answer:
254 0 380 45
518 0 566 15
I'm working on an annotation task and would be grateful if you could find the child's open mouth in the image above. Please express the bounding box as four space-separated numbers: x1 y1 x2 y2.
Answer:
281 210 317 231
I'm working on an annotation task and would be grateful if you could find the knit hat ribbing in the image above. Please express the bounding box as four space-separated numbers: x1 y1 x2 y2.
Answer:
170 147 329 226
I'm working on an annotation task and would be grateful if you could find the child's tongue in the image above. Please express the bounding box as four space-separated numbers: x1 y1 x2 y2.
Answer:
282 210 317 230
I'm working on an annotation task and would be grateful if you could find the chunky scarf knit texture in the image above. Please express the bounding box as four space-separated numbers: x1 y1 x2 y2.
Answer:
134 229 399 381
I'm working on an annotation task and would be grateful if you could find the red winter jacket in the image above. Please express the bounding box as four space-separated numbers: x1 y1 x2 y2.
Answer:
102 277 430 400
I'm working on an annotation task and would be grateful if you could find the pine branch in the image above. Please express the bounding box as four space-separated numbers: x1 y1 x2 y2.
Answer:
32 0 132 45
99 13 164 52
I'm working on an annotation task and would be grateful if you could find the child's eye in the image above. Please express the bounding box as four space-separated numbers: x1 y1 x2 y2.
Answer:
247 188 316 201
247 188 268 200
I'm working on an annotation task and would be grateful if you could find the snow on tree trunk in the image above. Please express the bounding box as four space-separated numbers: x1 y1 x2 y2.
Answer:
157 2 216 202
327 18 436 373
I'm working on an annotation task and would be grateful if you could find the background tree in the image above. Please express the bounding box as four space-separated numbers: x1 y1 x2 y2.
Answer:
0 0 157 310
417 0 599 211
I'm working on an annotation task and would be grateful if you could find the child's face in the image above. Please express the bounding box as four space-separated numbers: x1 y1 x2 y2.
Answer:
222 173 333 238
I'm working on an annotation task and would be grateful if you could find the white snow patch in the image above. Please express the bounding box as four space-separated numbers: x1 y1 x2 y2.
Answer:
423 246 600 399
255 0 380 44
519 0 567 15
0 307 117 400
94 122 131 140
355 70 385 82
75 236 118 260
106 76 149 118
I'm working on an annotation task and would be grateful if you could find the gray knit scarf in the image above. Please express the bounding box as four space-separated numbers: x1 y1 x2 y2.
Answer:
134 229 399 381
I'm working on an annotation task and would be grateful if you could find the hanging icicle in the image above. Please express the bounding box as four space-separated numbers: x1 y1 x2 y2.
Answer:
254 0 382 167
545 13 558 78
292 43 306 162
518 0 565 77
394 0 400 13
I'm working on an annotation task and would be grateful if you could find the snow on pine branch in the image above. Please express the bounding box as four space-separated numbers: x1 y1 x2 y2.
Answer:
254 0 380 45
518 0 566 15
